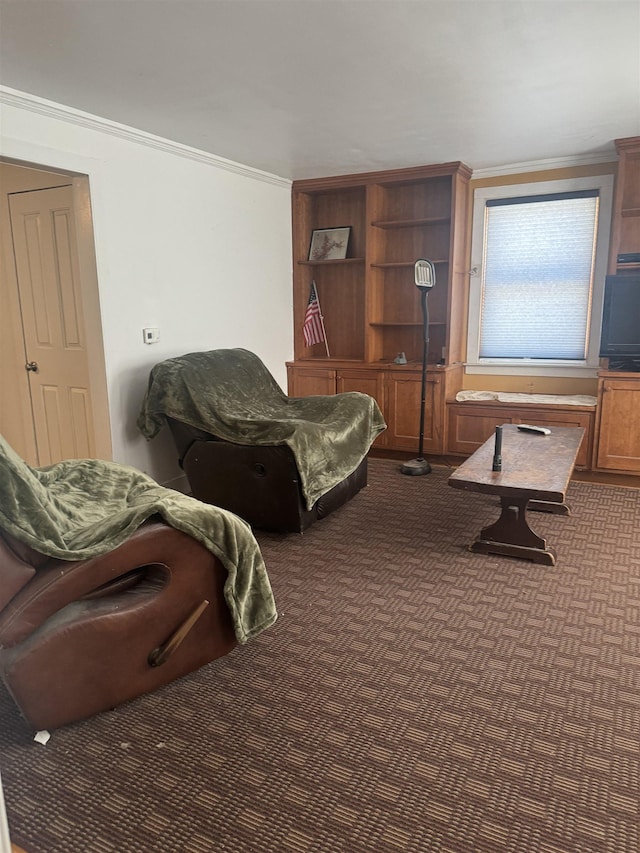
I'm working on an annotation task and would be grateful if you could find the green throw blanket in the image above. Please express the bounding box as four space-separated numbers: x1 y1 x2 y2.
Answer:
137 349 386 510
0 435 276 644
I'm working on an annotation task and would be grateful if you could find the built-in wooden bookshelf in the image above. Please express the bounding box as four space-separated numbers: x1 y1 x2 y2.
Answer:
289 162 471 454
608 136 640 274
592 137 640 475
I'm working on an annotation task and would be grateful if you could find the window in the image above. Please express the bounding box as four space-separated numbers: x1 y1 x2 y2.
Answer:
467 175 613 377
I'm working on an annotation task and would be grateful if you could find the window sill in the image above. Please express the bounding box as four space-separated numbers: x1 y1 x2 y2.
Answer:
464 362 599 379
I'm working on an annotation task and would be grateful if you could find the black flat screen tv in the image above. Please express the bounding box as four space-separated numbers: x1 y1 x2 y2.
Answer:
599 274 640 369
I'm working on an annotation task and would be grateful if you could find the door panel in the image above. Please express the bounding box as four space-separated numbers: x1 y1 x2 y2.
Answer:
9 186 95 465
336 368 387 446
287 365 337 397
596 377 640 472
385 371 444 453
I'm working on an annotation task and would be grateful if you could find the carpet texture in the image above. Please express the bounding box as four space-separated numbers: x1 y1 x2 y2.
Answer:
1 459 638 853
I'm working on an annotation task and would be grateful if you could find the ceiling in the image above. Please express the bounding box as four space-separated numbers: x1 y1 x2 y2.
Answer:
1 1 639 181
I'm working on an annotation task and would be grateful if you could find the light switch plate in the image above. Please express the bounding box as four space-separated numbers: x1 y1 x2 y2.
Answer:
143 327 160 344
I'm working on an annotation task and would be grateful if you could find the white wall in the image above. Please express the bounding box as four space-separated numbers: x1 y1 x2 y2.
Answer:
0 89 293 486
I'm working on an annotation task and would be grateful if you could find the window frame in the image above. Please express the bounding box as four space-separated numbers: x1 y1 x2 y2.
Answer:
466 175 614 378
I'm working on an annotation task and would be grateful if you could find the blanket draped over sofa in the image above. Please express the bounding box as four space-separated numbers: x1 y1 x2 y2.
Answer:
137 349 386 510
0 435 276 644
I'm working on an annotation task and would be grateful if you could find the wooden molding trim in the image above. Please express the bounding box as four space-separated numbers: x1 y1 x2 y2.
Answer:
0 86 291 189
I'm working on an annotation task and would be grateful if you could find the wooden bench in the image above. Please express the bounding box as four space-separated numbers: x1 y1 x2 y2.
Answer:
446 394 596 469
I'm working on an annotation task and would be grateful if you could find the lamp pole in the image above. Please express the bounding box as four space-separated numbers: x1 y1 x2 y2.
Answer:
401 260 435 476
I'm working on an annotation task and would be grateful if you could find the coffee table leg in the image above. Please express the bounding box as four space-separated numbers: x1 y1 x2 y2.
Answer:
469 496 556 565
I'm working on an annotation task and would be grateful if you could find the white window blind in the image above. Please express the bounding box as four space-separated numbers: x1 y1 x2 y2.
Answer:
479 191 599 360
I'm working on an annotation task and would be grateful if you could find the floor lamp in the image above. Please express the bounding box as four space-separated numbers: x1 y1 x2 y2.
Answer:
401 259 436 476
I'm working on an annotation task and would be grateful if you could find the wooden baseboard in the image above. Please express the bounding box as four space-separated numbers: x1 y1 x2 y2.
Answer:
571 469 640 488
371 449 640 488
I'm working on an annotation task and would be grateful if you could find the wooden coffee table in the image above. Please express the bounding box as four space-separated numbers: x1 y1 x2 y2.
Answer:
448 424 584 565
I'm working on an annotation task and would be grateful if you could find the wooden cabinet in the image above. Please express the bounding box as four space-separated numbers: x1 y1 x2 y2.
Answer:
287 361 462 453
609 137 640 274
384 369 446 452
446 401 596 470
594 371 640 472
290 162 471 454
335 367 384 401
335 367 387 448
287 365 336 397
592 139 640 475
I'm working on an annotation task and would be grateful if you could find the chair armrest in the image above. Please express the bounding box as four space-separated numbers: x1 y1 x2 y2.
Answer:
0 522 206 647
0 535 37 612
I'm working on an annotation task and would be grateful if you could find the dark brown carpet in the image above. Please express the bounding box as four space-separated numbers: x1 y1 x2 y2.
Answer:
1 459 639 853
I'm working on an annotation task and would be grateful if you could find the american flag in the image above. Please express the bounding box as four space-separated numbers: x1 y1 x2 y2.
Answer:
303 281 326 347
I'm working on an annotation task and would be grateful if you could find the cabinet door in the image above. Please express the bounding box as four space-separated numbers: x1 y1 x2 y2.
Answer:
447 405 516 456
337 368 387 446
596 378 640 471
385 371 444 452
287 366 336 397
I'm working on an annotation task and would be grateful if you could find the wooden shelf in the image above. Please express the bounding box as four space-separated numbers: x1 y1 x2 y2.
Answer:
297 257 365 267
370 260 449 269
371 216 451 229
369 321 446 327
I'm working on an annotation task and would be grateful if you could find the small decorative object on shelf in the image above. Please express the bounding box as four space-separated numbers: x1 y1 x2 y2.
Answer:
308 226 351 261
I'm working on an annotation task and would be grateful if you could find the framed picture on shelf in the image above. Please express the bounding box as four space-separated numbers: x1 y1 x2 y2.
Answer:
308 226 351 261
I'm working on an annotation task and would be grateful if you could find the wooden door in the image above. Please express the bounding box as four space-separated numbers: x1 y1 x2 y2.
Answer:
287 364 337 397
446 404 516 456
9 186 95 465
596 375 640 472
337 368 387 446
385 370 444 453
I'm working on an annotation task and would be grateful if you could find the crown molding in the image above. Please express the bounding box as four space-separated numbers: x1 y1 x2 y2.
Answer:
0 86 291 189
472 150 618 179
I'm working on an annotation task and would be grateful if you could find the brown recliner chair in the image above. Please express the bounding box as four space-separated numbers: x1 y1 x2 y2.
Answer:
138 349 386 533
166 417 368 533
0 520 237 730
